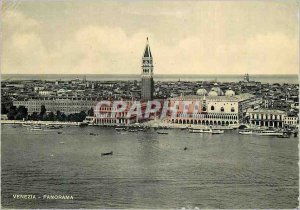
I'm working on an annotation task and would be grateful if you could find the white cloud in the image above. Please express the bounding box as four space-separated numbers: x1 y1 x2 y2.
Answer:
2 9 298 75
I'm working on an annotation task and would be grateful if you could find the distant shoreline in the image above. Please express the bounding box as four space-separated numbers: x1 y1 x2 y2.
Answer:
1 74 298 84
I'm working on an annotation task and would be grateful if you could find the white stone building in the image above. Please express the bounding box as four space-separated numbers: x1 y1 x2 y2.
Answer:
248 109 286 128
13 99 96 114
167 89 258 126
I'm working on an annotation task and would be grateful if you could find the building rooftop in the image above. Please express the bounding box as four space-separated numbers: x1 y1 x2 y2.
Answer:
248 109 286 114
169 93 255 102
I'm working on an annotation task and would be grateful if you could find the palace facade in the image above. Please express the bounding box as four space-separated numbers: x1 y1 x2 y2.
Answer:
166 88 259 126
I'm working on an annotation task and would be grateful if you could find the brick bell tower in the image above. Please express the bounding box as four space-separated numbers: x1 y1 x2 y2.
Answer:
141 37 154 101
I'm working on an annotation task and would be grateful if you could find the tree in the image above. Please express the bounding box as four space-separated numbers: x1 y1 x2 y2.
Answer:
15 106 28 120
1 104 8 114
29 112 39 121
87 107 94 116
78 111 87 122
60 113 67 121
55 110 61 121
7 106 17 120
46 112 55 121
66 111 87 122
39 105 46 120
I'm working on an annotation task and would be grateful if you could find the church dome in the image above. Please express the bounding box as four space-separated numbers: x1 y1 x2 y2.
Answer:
208 90 218 96
196 88 207 96
210 87 224 96
225 89 235 96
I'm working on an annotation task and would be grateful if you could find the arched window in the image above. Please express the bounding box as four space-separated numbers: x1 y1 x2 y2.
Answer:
185 105 189 110
231 107 235 112
202 107 206 112
194 105 198 111
220 107 224 112
211 106 215 111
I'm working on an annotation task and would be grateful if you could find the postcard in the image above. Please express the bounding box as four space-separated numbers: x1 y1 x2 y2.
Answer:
1 0 299 209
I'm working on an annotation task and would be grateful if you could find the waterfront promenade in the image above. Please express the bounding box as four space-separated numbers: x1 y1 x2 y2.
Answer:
1 119 237 130
0 119 248 131
1 120 80 126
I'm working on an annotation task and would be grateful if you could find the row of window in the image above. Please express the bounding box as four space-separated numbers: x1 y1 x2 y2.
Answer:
185 105 236 112
251 114 282 120
177 114 238 120
210 106 236 112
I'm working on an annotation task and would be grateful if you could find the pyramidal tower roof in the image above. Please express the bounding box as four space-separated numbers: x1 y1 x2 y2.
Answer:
143 37 152 58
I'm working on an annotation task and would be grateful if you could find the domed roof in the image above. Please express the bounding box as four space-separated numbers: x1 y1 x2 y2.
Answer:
225 89 235 96
196 88 207 96
210 87 224 96
208 90 218 96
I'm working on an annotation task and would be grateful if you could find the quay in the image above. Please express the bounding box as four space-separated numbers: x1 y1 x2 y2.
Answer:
1 120 81 126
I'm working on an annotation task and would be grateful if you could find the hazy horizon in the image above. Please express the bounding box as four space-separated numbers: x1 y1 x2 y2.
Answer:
2 73 298 75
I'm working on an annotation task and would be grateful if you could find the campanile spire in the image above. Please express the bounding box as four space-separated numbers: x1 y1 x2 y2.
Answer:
141 38 154 101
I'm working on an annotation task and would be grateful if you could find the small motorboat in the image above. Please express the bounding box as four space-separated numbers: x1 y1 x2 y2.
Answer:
57 131 63 134
101 151 113 156
189 128 212 133
79 122 89 127
238 130 253 135
89 133 97 136
31 125 42 131
157 131 168 134
47 125 62 129
59 142 65 144
22 123 31 127
212 130 224 134
184 147 188 151
115 127 126 131
277 133 290 138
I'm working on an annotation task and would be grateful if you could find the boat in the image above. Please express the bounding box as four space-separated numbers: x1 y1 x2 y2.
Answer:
277 133 290 138
212 130 224 134
239 129 283 136
239 130 253 135
293 131 298 137
46 125 61 129
57 131 63 134
22 123 31 127
101 151 113 156
157 131 168 134
89 133 97 136
189 128 212 133
115 127 126 131
128 129 138 132
79 122 88 127
30 125 42 131
59 142 65 144
252 130 283 136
